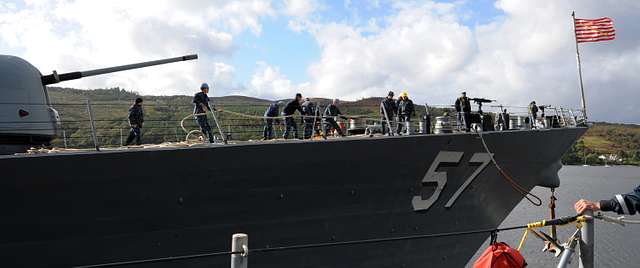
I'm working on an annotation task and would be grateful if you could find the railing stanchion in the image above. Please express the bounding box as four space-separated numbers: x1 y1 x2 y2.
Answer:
579 210 594 268
86 99 100 151
62 129 68 148
231 233 248 268
557 228 580 268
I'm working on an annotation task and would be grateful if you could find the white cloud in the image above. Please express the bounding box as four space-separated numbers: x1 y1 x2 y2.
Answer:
283 0 320 18
0 0 275 95
306 2 473 101
249 61 307 99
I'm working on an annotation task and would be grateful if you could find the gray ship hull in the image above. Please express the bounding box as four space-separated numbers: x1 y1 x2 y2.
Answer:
0 127 586 267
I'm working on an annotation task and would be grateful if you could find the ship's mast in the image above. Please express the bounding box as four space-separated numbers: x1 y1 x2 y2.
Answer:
571 11 588 122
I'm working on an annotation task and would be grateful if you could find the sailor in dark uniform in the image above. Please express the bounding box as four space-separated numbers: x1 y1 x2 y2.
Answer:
282 93 303 139
529 101 539 120
380 91 397 135
396 92 415 135
575 185 640 215
125 97 144 145
193 83 215 143
454 91 472 132
263 101 282 140
301 98 317 139
497 108 510 130
323 99 346 139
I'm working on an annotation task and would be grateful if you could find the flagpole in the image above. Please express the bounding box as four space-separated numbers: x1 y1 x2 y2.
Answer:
572 11 588 122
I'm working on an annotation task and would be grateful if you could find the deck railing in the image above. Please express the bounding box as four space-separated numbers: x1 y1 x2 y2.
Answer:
0 100 585 150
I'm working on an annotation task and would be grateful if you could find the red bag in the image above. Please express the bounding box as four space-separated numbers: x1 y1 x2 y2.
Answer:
473 242 527 268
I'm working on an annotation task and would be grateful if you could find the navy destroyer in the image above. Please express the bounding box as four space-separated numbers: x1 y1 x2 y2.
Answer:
0 54 587 267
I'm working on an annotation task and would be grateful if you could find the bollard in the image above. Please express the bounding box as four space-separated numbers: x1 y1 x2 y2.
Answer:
579 210 594 268
231 233 248 268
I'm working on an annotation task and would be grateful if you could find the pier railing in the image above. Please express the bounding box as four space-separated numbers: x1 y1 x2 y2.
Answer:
69 209 632 268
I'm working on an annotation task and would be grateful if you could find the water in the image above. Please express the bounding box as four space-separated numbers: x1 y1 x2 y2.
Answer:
467 165 640 267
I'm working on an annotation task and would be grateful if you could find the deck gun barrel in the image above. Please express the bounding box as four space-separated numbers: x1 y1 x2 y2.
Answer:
470 98 495 104
41 54 198 85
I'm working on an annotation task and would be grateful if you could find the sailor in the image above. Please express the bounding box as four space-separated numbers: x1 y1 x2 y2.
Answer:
301 98 317 139
282 93 303 139
193 83 215 143
454 91 472 132
575 185 640 215
529 101 539 120
501 109 510 130
323 99 346 139
396 91 415 135
380 91 397 135
125 97 144 145
263 101 282 140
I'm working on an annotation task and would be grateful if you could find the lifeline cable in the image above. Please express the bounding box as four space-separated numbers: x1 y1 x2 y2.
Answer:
477 130 543 206
595 211 640 225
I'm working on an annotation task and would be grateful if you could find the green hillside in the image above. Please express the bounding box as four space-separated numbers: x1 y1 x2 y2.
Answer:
562 123 640 165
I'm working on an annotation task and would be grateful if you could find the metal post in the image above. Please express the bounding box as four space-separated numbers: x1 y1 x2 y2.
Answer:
381 102 393 136
557 234 578 268
579 210 594 268
311 102 319 139
210 109 227 144
572 11 588 122
557 227 582 268
62 129 68 148
86 99 100 151
120 128 123 147
231 233 248 268
559 108 567 127
569 110 577 127
174 127 179 142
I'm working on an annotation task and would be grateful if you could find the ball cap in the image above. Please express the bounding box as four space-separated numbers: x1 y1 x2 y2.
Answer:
201 83 210 89
388 91 394 96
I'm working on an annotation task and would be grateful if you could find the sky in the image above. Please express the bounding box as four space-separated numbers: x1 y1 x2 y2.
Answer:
0 0 638 123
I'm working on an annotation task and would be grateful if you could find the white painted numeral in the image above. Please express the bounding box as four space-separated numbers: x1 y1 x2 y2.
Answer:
412 151 492 211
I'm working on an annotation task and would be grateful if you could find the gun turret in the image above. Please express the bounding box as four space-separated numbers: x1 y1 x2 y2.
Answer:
0 53 198 154
41 54 198 85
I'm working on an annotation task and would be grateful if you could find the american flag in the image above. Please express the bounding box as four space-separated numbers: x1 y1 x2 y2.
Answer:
574 17 615 43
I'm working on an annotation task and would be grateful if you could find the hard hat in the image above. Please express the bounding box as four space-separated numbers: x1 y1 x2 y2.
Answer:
201 83 209 89
388 91 394 97
400 91 408 97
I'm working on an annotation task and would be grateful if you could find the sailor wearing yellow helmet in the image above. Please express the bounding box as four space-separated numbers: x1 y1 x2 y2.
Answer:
396 91 415 135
